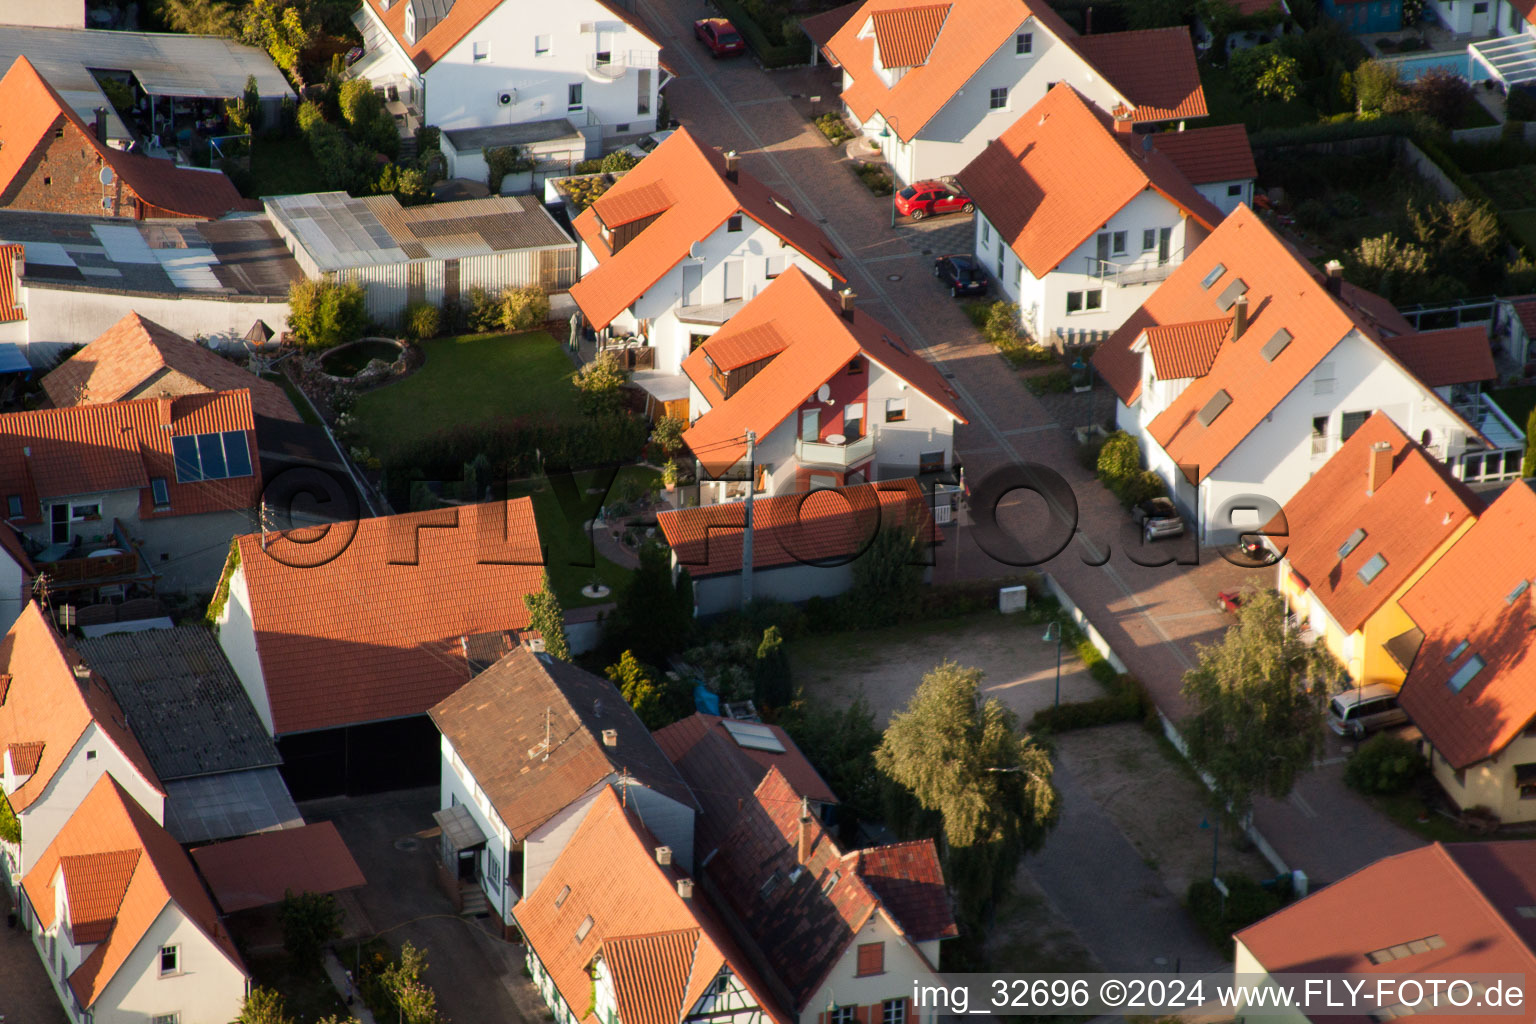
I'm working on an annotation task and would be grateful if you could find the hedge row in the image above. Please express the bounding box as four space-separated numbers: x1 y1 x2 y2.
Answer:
714 0 811 68
1026 597 1152 733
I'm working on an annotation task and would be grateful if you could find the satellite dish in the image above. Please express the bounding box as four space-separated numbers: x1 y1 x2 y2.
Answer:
817 383 831 404
98 167 114 186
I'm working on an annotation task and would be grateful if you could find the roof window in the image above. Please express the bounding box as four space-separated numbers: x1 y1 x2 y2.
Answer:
1448 654 1486 693
1364 935 1446 964
1196 389 1231 427
1201 263 1226 289
1260 328 1293 362
821 870 841 895
1447 640 1469 663
1508 580 1530 605
575 915 594 942
1215 278 1249 311
1356 553 1388 585
554 885 570 908
722 719 785 753
760 871 782 899
1338 528 1366 559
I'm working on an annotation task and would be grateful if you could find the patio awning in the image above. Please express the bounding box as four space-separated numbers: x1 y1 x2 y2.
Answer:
0 343 31 374
632 371 691 402
1471 36 1536 86
433 804 487 852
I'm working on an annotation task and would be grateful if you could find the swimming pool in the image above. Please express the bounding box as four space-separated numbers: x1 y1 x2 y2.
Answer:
1389 50 1493 83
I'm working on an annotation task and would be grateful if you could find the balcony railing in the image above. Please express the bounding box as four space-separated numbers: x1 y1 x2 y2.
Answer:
1085 256 1182 287
795 432 876 469
587 50 657 79
36 521 152 591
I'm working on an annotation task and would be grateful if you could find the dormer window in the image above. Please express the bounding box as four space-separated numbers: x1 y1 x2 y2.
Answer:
1448 654 1485 693
403 0 415 42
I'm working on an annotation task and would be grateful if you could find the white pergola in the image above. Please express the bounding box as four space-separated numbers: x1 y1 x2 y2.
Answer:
1470 35 1536 86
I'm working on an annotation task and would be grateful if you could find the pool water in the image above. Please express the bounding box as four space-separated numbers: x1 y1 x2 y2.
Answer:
1390 50 1492 83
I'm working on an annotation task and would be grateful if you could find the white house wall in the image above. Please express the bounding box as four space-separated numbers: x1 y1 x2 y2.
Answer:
93 904 248 1024
693 563 857 616
802 912 941 1024
1231 940 1309 1024
0 546 24 633
440 737 517 922
18 284 289 356
1196 178 1252 217
522 784 605 898
0 0 85 27
215 565 275 737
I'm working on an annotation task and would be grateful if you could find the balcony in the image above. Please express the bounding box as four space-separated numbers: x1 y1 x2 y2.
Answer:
586 50 657 80
796 432 876 469
1086 256 1182 287
35 520 155 595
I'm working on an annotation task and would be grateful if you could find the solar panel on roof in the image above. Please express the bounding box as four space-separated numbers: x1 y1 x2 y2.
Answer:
722 719 786 753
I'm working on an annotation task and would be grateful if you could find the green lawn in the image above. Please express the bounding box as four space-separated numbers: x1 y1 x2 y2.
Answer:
244 135 329 199
352 332 580 456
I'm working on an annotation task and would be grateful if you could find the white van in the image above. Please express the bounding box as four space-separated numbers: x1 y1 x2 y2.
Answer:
1329 683 1408 738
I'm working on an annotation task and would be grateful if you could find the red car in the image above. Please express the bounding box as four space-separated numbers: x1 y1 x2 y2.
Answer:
694 18 746 57
895 180 974 220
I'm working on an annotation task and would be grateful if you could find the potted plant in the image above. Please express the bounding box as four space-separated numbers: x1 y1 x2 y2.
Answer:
662 459 680 492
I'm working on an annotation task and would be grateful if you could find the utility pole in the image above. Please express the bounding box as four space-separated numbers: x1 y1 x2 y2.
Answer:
741 430 756 609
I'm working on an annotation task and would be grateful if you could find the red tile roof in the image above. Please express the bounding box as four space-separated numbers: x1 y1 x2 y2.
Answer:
825 0 1205 140
513 786 789 1024
870 3 951 67
430 647 697 842
1511 296 1536 340
0 390 261 524
678 270 964 472
1398 480 1536 769
956 85 1222 280
1091 205 1486 482
23 774 245 1008
190 822 366 913
1148 124 1257 184
1143 317 1231 380
43 312 301 422
0 57 255 220
58 850 140 944
234 499 545 735
1382 326 1497 388
801 1 864 49
1274 412 1480 636
658 479 935 578
1237 842 1536 989
0 245 23 322
570 129 844 331
852 840 957 940
0 602 162 814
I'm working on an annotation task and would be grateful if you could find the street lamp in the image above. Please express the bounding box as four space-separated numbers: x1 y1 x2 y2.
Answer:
1042 621 1063 708
1199 815 1219 879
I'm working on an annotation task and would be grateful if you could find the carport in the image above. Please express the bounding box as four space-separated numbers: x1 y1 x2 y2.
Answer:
192 822 366 914
1471 36 1536 87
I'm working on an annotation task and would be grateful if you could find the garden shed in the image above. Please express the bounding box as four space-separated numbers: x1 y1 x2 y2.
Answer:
264 191 579 328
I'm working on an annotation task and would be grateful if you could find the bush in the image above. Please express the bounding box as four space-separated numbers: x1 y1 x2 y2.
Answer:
982 301 1021 346
601 149 640 173
1403 69 1473 128
573 351 629 416
853 163 893 196
1353 59 1403 113
1187 875 1288 954
338 77 398 157
401 301 440 342
1344 733 1427 795
651 415 685 455
280 891 343 970
464 287 502 333
288 278 367 349
486 145 535 192
815 112 854 144
500 286 550 331
573 158 605 174
1024 368 1071 394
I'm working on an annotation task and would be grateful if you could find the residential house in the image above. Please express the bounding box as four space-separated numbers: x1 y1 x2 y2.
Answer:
21 774 249 1024
653 712 839 857
0 389 263 595
657 480 937 616
701 767 957 1024
1234 842 1536 1021
0 56 254 220
214 500 549 798
41 311 301 423
1271 412 1480 688
1319 0 1401 34
1396 479 1536 824
956 84 1234 344
1140 123 1258 216
1091 204 1524 544
1432 0 1503 34
679 267 967 494
515 786 787 1024
349 0 666 164
568 127 845 383
429 646 699 934
0 0 85 28
0 602 164 891
821 0 1207 184
1494 294 1536 363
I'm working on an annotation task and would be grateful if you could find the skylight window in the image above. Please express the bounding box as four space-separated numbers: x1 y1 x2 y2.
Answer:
821 870 841 895
760 871 782 899
1448 655 1486 693
554 885 570 908
1357 553 1388 585
1201 263 1226 289
1215 278 1249 311
1196 389 1231 427
1338 528 1366 559
1447 640 1470 663
1260 328 1293 362
575 915 594 942
1508 580 1530 605
1365 935 1446 964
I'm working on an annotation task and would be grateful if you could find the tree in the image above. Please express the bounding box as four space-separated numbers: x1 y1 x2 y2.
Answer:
1179 587 1330 821
775 693 883 842
875 662 1059 923
339 78 399 157
155 0 239 35
1347 233 1432 303
651 415 685 456
1404 68 1473 128
240 0 312 76
523 573 570 661
754 625 793 709
288 279 367 349
0 791 19 845
499 286 550 331
606 650 668 728
849 524 922 627
239 987 294 1024
603 542 693 666
226 74 262 136
279 890 343 969
1232 44 1302 103
1353 59 1403 113
573 351 630 417
380 942 439 1024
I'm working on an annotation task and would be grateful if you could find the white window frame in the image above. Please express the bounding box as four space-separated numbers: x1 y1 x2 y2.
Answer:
472 40 489 61
988 86 1009 110
885 397 908 422
159 944 180 977
568 83 583 110
534 34 551 56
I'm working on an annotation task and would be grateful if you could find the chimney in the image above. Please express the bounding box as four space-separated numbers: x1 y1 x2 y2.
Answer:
1367 440 1393 495
156 395 173 427
796 796 814 864
1114 115 1134 133
724 150 739 183
839 288 856 320
1084 4 1093 33
94 107 107 144
1324 260 1343 297
1232 294 1249 341
73 664 91 681
676 878 694 899
601 728 617 747
655 845 672 866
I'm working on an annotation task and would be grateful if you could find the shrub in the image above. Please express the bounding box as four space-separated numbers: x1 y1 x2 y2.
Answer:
573 351 629 417
1404 68 1473 128
573 158 605 174
1293 197 1329 231
338 77 398 157
1024 368 1071 394
651 415 685 455
464 287 502 333
1344 733 1427 795
815 112 854 144
601 149 640 173
1188 875 1288 954
853 163 893 196
288 278 367 349
1524 404 1536 478
1097 430 1141 488
280 890 343 970
1347 232 1433 303
486 145 534 192
499 286 550 331
559 175 612 210
401 300 440 341
0 792 19 845
982 300 1021 346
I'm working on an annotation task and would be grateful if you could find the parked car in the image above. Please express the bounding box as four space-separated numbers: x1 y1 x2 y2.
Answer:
694 18 746 56
895 180 973 220
1144 515 1185 542
933 254 988 297
1328 683 1408 738
1131 496 1178 526
622 129 675 160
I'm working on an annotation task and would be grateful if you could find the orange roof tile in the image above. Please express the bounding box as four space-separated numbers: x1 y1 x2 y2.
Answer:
1511 296 1536 340
513 787 788 1024
1148 124 1257 184
0 602 162 813
594 180 674 228
871 3 951 67
0 390 261 525
0 57 254 220
1073 28 1208 121
569 128 844 331
190 822 365 913
1237 842 1536 978
0 245 23 323
1382 326 1497 388
658 479 935 578
235 499 545 735
1398 480 1536 769
42 313 300 422
678 269 964 473
59 850 139 944
852 840 957 940
956 85 1222 280
1143 317 1231 380
1274 412 1480 636
23 774 245 1009
1091 205 1486 481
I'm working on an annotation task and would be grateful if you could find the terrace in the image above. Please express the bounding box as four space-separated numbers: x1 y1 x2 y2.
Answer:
34 519 154 598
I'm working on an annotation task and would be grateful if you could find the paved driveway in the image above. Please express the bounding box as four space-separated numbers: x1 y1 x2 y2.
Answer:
0 887 67 1024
